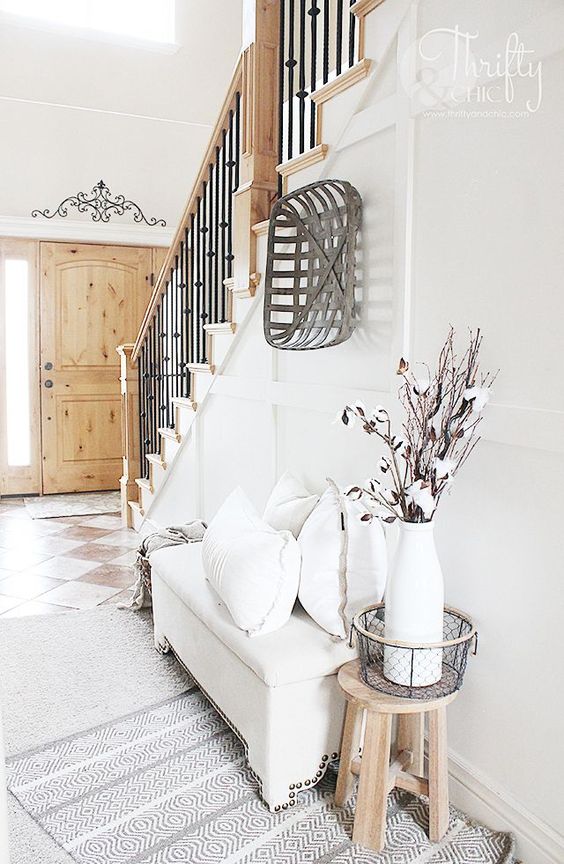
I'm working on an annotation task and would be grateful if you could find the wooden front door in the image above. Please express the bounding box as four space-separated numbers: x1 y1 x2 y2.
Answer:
40 243 152 494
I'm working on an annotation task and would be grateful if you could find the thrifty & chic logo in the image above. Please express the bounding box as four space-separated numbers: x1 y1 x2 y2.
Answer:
400 26 543 117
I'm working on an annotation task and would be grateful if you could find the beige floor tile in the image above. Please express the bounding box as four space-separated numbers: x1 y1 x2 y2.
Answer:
78 564 134 589
40 581 121 609
1 599 72 617
0 549 52 572
100 588 133 606
57 526 111 541
0 508 31 521
91 530 140 549
25 556 101 581
111 550 138 566
32 536 85 556
0 595 24 614
79 515 123 530
68 543 132 563
0 573 64 601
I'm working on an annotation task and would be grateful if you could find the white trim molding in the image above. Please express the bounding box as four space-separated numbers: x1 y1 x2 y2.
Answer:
448 749 564 864
0 216 173 247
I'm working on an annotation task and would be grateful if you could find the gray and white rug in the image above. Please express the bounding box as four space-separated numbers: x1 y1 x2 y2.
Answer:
24 491 121 519
0 608 515 864
6 691 515 864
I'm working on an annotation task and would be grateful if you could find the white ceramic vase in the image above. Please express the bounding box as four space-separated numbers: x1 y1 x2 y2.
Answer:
384 520 444 687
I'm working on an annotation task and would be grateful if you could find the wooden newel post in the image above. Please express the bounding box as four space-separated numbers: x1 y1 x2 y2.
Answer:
117 344 139 528
232 0 280 297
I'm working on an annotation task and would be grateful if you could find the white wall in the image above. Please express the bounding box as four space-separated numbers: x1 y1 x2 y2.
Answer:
0 1 242 241
151 1 564 860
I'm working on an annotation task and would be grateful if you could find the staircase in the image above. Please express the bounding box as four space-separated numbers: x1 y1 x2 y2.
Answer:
118 0 396 532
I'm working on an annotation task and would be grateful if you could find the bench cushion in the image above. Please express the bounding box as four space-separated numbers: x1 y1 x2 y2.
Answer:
150 542 356 688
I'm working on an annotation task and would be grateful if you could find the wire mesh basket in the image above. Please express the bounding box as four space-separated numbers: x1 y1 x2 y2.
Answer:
351 604 477 700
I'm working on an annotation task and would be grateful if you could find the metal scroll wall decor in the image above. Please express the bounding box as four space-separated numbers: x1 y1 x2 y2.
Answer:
263 179 362 350
31 180 166 226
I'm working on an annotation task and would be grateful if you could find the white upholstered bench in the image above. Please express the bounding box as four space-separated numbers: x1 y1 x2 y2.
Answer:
150 542 356 811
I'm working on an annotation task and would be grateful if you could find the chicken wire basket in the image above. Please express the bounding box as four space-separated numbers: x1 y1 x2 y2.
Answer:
263 179 362 350
351 604 477 700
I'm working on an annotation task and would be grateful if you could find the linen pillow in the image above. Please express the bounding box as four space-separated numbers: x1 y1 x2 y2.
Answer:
263 471 319 538
298 479 387 639
202 487 301 637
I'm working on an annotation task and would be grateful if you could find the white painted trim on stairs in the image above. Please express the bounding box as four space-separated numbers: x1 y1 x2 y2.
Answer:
448 748 564 864
0 215 174 247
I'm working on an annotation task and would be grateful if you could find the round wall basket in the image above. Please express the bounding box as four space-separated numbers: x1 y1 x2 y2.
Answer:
263 179 362 350
351 604 477 700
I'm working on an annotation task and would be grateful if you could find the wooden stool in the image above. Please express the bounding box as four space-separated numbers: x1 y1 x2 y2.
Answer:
335 659 457 852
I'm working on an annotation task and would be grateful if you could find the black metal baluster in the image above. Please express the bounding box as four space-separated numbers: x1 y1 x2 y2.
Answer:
189 216 196 379
173 253 180 404
278 0 286 188
309 0 319 149
225 113 234 321
182 231 190 397
322 0 330 84
336 0 344 75
138 343 146 478
207 163 215 331
348 0 356 67
220 130 228 321
200 181 208 362
150 320 157 454
194 200 202 365
234 92 241 192
297 0 307 154
287 0 295 160
213 146 220 323
163 281 172 428
156 302 164 432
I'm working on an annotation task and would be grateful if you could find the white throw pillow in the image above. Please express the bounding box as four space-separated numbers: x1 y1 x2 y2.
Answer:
263 471 319 538
298 480 387 639
202 487 301 637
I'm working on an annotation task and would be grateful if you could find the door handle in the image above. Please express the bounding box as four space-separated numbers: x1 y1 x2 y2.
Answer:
44 380 53 389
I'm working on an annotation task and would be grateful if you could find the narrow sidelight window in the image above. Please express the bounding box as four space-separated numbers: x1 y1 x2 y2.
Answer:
4 259 31 467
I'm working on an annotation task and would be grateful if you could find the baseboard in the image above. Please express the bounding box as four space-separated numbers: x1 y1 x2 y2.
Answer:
448 749 564 864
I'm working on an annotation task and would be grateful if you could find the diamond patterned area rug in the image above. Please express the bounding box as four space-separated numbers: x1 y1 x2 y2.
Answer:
24 491 121 519
6 688 515 864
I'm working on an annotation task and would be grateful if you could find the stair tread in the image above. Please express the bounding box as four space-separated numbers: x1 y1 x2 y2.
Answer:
172 396 197 410
204 321 237 334
135 478 153 492
158 426 182 441
146 453 166 466
188 362 215 374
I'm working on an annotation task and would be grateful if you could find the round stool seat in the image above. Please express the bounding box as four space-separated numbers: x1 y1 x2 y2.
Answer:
338 659 457 713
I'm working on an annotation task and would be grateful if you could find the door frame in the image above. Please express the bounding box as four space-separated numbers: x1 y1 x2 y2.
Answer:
0 238 41 497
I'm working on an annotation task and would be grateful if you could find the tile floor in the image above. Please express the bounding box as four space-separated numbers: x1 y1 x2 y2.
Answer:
0 498 141 617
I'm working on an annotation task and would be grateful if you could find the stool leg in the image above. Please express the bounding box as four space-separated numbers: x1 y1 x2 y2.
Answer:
397 712 425 775
335 701 363 806
428 707 449 842
352 712 392 851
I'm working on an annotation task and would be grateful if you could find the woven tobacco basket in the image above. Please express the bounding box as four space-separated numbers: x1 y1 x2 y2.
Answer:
264 179 362 350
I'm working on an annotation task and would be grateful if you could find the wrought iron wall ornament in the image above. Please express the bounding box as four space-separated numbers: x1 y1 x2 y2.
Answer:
31 180 167 226
264 179 362 350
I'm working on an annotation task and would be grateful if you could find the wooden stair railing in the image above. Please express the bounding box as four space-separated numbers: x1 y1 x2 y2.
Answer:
119 0 279 526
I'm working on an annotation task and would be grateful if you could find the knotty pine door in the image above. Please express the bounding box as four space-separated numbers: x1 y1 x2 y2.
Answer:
39 242 154 494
